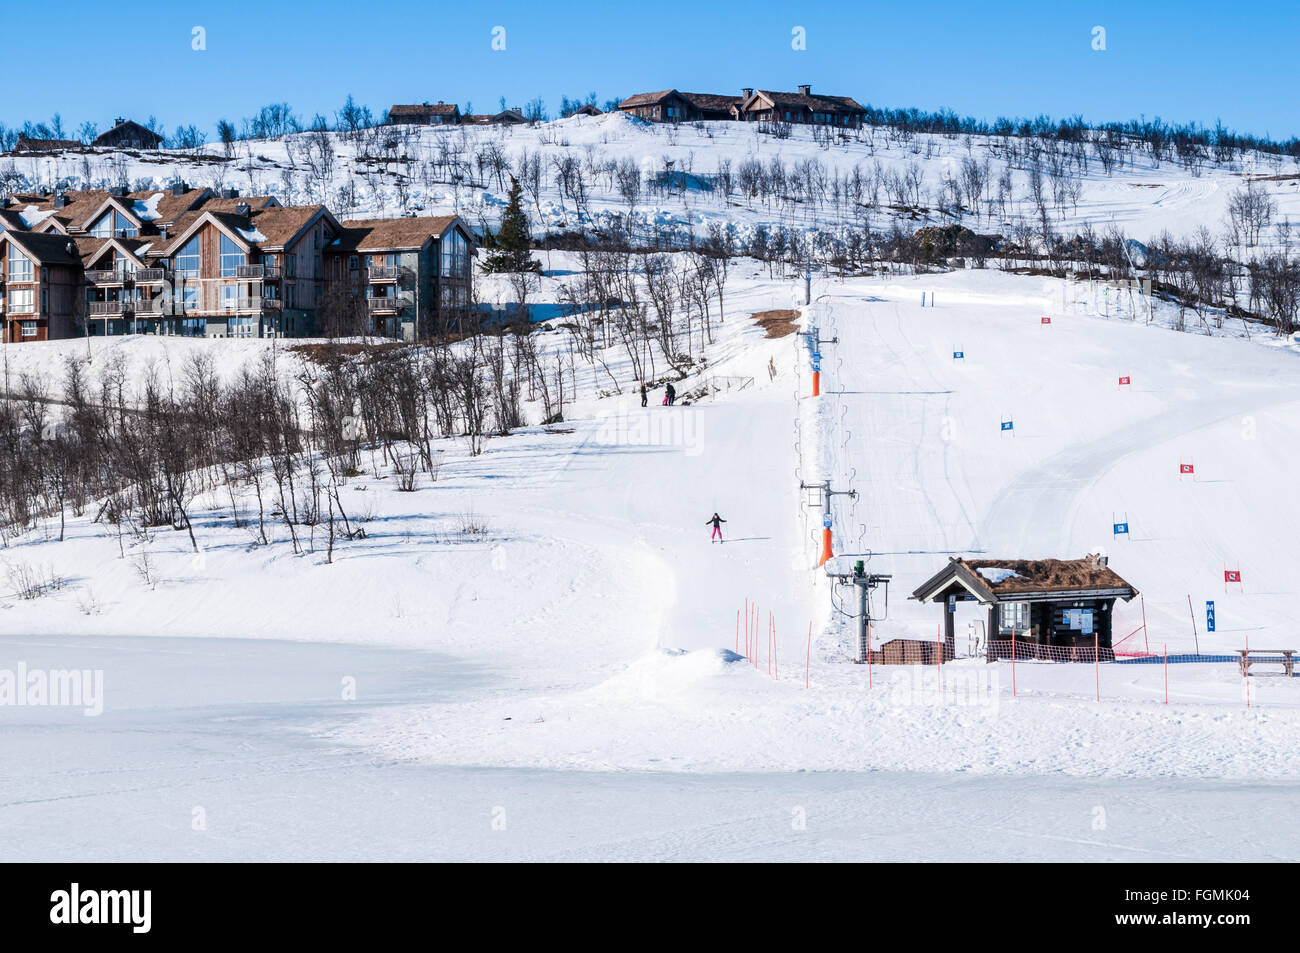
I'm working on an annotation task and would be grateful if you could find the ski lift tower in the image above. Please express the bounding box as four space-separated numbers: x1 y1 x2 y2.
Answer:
824 555 891 664
802 479 856 566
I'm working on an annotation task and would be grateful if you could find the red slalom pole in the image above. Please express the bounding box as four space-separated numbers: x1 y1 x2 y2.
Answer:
805 621 811 689
744 598 749 657
1141 595 1149 655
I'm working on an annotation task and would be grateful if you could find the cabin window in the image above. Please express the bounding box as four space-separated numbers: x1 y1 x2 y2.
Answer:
7 246 33 281
20 320 37 337
440 229 468 279
221 284 239 309
998 601 1031 636
175 235 201 276
9 288 34 313
348 255 358 271
219 234 245 277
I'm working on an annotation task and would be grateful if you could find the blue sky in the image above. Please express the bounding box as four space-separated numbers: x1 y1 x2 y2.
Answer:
5 0 1294 141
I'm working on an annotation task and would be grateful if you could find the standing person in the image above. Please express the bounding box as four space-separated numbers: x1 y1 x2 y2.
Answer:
666 382 676 406
640 382 648 408
706 512 726 543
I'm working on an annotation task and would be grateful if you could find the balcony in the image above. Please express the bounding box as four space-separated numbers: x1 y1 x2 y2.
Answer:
135 268 165 283
85 269 127 285
237 264 282 280
365 297 406 313
89 301 135 315
367 265 405 282
236 296 281 312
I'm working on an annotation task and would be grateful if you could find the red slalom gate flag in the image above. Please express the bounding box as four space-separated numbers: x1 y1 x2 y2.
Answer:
1040 316 1052 325
1118 375 1131 386
1180 463 1194 474
1225 570 1241 583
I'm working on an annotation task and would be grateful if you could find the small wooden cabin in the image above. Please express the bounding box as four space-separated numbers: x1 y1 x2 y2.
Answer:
911 555 1139 661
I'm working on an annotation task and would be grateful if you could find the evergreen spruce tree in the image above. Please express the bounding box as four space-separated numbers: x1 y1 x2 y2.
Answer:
483 176 540 273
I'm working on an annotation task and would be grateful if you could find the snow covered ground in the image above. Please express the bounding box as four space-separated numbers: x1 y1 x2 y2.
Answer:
9 112 1300 254
2 262 1299 861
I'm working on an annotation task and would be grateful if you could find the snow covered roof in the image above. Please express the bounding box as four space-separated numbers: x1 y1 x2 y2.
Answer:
912 556 1138 604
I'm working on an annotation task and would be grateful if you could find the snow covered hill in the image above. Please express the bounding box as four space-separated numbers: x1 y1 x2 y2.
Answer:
7 112 1300 256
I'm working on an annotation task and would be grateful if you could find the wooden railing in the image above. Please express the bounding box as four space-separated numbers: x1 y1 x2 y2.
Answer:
365 297 406 312
367 265 404 280
236 297 281 311
88 301 134 315
237 264 282 279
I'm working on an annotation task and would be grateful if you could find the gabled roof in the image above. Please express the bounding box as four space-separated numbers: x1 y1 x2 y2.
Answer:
618 90 741 112
743 89 865 114
153 203 336 257
92 120 164 148
331 215 466 253
0 210 27 232
10 189 110 232
3 230 82 267
911 556 1138 605
77 236 152 268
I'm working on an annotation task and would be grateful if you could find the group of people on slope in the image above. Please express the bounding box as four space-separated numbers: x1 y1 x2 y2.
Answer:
639 381 676 407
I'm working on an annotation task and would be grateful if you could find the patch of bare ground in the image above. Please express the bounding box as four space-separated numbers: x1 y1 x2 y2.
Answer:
751 309 800 338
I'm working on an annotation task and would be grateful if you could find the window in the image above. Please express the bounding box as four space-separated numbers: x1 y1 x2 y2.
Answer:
9 288 34 313
440 229 468 279
20 320 37 338
348 255 358 271
7 245 33 281
89 210 137 238
219 233 245 277
175 235 201 276
221 284 240 309
180 281 199 311
998 602 1031 636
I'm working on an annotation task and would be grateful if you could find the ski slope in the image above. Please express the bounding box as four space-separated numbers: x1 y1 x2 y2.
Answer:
806 270 1300 655
3 265 1300 860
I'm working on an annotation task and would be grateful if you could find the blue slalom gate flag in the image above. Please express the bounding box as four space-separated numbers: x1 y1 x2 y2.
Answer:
1000 420 1014 432
953 350 964 359
1206 601 1216 633
1113 522 1129 536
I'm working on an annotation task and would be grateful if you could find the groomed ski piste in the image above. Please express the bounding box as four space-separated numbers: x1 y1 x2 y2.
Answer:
3 259 1298 861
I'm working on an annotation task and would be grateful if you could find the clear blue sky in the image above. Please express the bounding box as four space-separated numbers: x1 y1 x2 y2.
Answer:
5 0 1295 141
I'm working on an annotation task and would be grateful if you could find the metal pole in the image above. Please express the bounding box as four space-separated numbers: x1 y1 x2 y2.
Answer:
856 579 868 663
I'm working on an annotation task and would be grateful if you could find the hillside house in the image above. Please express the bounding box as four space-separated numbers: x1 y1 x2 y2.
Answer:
617 90 742 122
92 119 164 150
911 555 1139 661
0 231 83 342
13 136 83 154
736 86 866 127
389 103 461 125
324 215 475 339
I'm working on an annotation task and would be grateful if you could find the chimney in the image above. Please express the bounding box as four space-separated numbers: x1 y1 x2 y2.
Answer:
161 225 169 241
221 187 239 200
742 88 753 99
1090 553 1109 569
171 181 186 196
235 201 250 217
53 192 68 209
110 185 128 197
115 116 124 126
65 241 75 256
797 84 811 96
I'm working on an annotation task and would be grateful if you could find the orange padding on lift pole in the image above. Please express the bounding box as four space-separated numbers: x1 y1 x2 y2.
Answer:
812 370 820 397
818 527 833 566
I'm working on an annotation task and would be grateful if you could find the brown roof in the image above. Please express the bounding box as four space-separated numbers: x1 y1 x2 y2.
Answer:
331 215 461 253
680 92 743 112
619 89 679 108
748 89 865 114
91 120 164 148
912 556 1138 604
13 136 83 152
122 188 210 225
0 210 27 232
8 189 110 231
196 194 279 214
389 103 460 120
246 204 329 248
